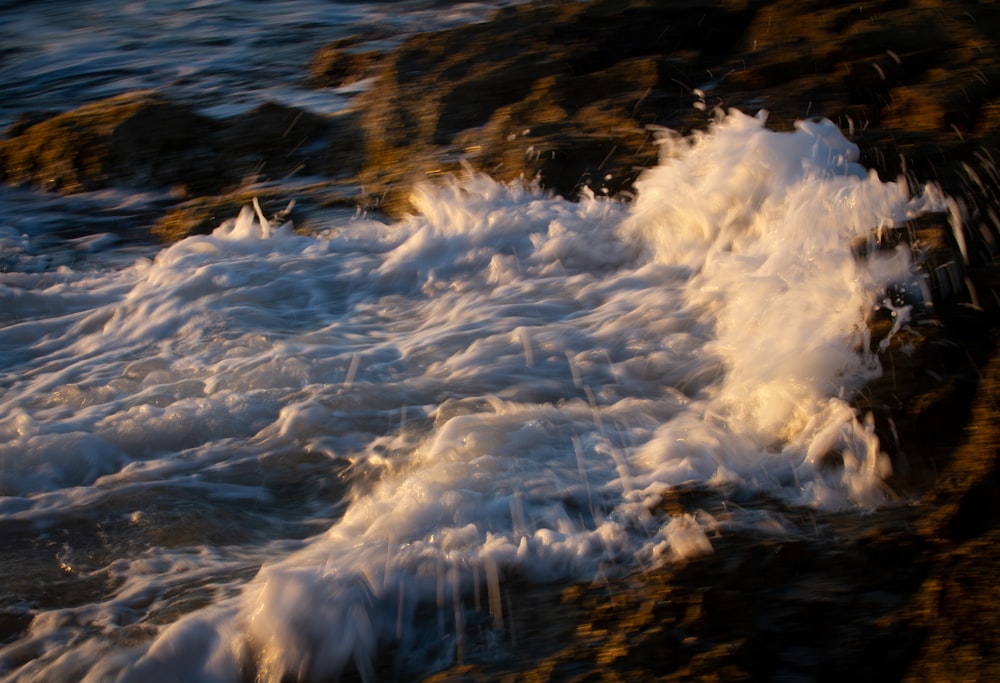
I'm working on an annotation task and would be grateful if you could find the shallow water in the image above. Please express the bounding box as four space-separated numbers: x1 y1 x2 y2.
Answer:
0 2 954 681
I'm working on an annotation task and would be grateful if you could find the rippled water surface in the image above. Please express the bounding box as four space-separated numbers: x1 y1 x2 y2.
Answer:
0 0 509 125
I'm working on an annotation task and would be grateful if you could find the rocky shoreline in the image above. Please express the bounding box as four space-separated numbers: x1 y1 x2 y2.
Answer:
3 0 999 680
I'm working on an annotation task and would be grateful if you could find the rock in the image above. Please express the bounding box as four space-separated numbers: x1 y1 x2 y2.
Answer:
0 91 225 194
347 0 756 213
307 35 387 88
452 58 665 197
0 92 367 239
414 340 999 681
151 181 358 241
321 3 998 680
901 337 1000 682
0 0 996 678
3 111 59 138
323 0 1000 235
216 101 336 181
152 194 278 242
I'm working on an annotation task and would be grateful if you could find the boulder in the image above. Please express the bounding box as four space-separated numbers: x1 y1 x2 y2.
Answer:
217 101 338 181
324 0 1000 231
0 93 365 227
347 0 756 213
0 91 225 194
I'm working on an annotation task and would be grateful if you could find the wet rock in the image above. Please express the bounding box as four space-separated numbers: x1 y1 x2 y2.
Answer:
152 194 282 242
0 92 366 238
347 0 756 213
335 4 1000 679
0 91 225 194
307 34 387 88
151 182 358 241
450 58 665 198
315 0 1000 237
903 343 1000 681
0 0 995 677
217 101 338 182
3 111 59 138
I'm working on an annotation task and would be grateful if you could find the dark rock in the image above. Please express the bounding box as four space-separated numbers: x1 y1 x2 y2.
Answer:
0 91 225 194
320 0 1000 235
313 3 1000 680
0 93 366 239
216 101 334 181
3 110 59 138
151 182 357 241
152 194 276 242
346 0 758 213
0 0 994 678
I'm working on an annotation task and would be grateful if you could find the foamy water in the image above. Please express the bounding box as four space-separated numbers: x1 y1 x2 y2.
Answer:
0 106 949 680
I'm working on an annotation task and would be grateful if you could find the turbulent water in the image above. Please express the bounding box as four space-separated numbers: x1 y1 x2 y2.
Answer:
0 2 957 682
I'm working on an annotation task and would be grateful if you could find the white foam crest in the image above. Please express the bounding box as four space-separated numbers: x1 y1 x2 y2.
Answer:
2 111 949 682
196 115 939 680
625 110 943 505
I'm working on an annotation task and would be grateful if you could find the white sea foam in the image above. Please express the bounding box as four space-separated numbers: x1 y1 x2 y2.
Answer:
0 110 946 682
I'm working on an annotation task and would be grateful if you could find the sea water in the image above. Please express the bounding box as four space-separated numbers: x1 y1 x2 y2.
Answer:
0 2 952 682
0 0 510 127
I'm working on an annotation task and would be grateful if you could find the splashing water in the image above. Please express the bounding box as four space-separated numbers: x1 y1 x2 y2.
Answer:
0 110 946 681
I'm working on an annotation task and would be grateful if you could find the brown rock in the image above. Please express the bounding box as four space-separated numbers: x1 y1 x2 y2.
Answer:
150 182 357 241
346 0 756 213
307 35 386 88
0 91 224 194
0 92 371 240
341 3 1000 679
